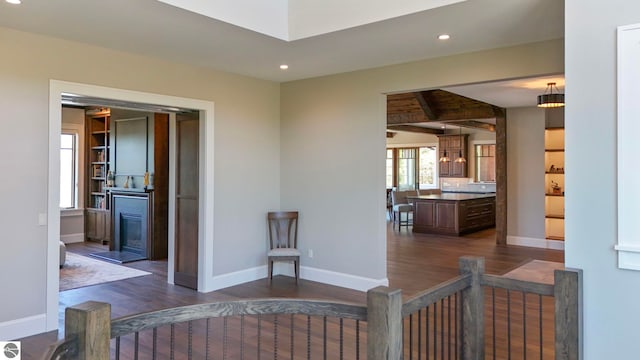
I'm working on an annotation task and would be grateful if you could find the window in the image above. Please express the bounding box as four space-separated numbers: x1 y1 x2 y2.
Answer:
418 146 437 189
386 146 437 190
475 144 496 182
397 148 416 191
386 149 394 188
60 132 78 208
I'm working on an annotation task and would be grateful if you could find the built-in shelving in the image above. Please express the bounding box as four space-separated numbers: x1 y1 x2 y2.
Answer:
545 127 564 242
85 109 112 244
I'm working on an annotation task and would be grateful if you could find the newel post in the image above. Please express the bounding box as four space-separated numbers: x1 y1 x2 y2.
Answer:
459 256 485 360
65 301 111 360
367 286 403 360
554 269 582 360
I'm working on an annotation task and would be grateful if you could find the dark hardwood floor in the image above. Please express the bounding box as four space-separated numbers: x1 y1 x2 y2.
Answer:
21 223 563 359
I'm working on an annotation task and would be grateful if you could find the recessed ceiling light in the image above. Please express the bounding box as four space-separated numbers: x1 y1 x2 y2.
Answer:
5 0 22 4
438 34 450 40
280 64 289 70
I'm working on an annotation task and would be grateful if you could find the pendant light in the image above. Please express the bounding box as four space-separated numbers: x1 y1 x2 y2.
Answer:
454 126 466 163
439 124 450 163
537 82 565 108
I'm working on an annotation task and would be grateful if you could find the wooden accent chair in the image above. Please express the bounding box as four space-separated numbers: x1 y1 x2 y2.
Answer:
267 211 301 283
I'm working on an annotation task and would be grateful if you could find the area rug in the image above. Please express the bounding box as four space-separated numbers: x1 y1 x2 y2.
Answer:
60 252 151 291
501 260 564 284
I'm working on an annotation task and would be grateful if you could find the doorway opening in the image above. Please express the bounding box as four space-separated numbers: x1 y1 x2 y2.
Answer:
46 80 215 332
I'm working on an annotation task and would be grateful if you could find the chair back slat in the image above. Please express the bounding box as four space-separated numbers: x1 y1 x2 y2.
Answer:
268 211 298 249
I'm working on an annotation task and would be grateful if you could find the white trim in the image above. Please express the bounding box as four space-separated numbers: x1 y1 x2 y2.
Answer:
208 264 387 293
617 249 640 271
301 266 388 292
209 266 269 291
617 23 640 271
614 244 640 252
0 314 46 341
47 80 215 333
60 233 84 244
507 235 565 250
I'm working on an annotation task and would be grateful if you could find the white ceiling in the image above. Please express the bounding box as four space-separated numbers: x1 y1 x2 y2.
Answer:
0 0 564 83
156 0 465 41
443 74 565 108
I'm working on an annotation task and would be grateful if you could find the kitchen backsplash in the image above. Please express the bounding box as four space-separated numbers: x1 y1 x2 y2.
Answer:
440 178 496 193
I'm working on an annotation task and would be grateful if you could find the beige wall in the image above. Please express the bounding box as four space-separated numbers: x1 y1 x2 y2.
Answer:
281 39 564 281
506 107 546 242
0 27 280 334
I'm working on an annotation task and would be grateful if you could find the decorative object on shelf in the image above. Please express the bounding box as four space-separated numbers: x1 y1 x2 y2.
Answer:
123 176 129 189
537 82 565 108
550 180 562 195
454 126 466 163
106 171 115 187
439 124 450 163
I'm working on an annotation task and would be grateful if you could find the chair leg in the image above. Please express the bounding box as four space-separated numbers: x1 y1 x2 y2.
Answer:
295 259 300 284
268 259 273 284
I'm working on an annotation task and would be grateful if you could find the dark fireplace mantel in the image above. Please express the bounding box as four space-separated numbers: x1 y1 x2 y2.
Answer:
110 190 153 260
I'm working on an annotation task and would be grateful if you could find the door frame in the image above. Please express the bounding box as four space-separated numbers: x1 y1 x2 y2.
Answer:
46 80 215 332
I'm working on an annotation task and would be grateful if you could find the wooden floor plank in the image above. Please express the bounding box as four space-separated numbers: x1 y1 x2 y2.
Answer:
21 223 563 359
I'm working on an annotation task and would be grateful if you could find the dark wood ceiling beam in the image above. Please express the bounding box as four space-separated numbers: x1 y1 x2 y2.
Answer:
442 120 496 132
387 125 444 135
387 112 428 125
414 92 438 120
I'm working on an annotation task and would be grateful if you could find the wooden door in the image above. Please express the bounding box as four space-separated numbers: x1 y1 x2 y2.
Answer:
174 113 199 289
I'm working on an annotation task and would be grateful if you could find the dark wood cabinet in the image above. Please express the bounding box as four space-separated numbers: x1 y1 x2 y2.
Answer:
438 134 468 178
85 208 110 244
412 194 495 235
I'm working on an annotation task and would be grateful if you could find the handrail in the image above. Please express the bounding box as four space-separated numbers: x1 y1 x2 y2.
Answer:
41 337 78 360
111 298 367 338
401 273 471 316
44 257 581 360
481 273 555 296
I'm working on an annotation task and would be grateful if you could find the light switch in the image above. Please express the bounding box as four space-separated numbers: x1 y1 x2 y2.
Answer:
38 213 47 226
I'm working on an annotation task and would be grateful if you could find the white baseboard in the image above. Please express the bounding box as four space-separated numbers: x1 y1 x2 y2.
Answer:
204 265 268 293
507 236 565 250
274 263 388 292
61 233 84 244
301 266 389 292
204 263 388 293
0 313 47 340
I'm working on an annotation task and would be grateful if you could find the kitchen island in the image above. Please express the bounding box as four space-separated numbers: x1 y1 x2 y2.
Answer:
407 193 496 235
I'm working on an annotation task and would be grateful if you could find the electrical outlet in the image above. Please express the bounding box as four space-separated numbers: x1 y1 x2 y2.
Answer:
308 249 314 258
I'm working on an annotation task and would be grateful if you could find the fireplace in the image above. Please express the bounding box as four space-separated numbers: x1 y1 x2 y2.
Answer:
111 191 150 260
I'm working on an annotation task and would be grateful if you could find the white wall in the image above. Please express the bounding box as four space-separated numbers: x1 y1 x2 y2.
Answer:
506 107 546 244
280 39 564 288
0 27 280 338
565 1 640 358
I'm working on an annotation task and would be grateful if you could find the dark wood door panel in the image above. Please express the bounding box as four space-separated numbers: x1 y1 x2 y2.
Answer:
174 114 199 290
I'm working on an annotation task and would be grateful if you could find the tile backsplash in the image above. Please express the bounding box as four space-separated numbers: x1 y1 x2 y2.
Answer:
440 178 496 193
